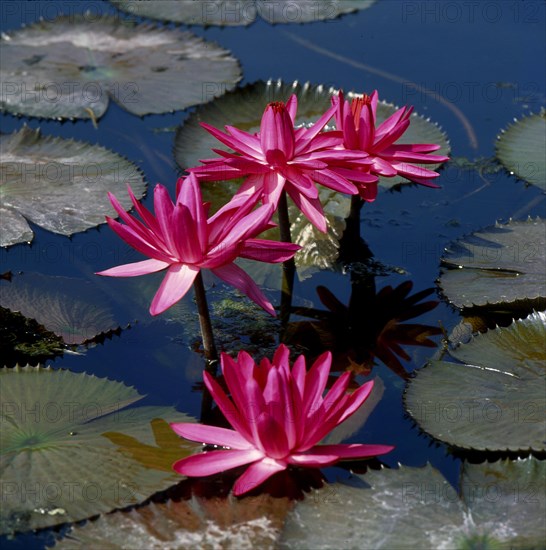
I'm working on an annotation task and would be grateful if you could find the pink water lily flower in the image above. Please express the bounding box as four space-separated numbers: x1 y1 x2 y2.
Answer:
189 95 372 232
96 174 299 316
332 90 449 187
171 345 393 496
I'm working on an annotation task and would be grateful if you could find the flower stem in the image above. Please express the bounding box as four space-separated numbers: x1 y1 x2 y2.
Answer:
193 271 219 423
277 190 296 336
193 270 218 364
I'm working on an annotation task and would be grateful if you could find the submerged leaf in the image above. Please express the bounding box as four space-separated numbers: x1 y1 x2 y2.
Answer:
404 311 546 452
439 218 546 309
0 127 146 246
0 273 123 345
0 365 197 534
496 111 546 190
109 0 376 26
0 15 241 119
281 458 545 549
0 306 64 367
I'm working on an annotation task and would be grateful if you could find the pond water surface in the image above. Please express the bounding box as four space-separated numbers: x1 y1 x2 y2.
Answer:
1 1 545 548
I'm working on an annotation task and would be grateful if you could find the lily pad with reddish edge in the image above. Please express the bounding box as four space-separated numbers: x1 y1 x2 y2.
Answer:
53 492 291 549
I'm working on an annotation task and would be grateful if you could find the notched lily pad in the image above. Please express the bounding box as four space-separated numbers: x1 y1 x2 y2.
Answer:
439 218 546 309
281 458 545 549
0 272 124 345
405 311 546 452
109 0 376 26
0 126 146 247
496 110 546 191
0 15 241 119
175 79 449 192
0 365 197 534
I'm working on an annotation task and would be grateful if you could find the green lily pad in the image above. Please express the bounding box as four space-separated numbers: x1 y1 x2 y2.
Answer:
109 0 376 26
439 218 546 309
0 15 241 119
404 311 546 452
0 365 197 534
0 273 123 345
0 126 146 247
175 79 450 191
496 111 546 191
53 493 290 549
281 458 545 549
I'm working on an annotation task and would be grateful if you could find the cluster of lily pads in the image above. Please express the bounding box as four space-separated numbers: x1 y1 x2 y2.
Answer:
1 4 545 549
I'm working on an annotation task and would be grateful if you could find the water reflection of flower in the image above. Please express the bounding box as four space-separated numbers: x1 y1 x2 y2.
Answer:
287 281 442 379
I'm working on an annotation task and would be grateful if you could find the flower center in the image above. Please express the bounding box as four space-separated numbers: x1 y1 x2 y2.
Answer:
268 101 286 113
350 95 372 130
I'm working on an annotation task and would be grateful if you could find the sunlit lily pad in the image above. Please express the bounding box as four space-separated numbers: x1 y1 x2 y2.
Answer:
496 111 546 191
54 493 289 548
0 365 197 534
109 0 376 26
404 311 546 452
439 218 546 309
0 273 123 345
175 79 450 191
0 15 241 119
0 127 146 247
281 458 545 549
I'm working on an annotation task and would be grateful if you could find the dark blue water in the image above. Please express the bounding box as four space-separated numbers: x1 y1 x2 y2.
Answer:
1 1 545 547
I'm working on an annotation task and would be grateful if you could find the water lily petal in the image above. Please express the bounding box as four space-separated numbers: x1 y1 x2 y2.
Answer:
239 239 300 263
107 191 155 244
260 102 295 159
287 453 339 467
170 423 254 450
149 263 199 315
173 448 263 477
175 174 207 250
153 184 177 252
200 122 259 159
171 204 202 263
304 443 394 460
302 351 332 417
287 189 327 233
104 217 172 263
256 411 290 459
312 168 358 195
286 94 298 123
97 258 169 278
232 457 287 496
212 263 276 316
